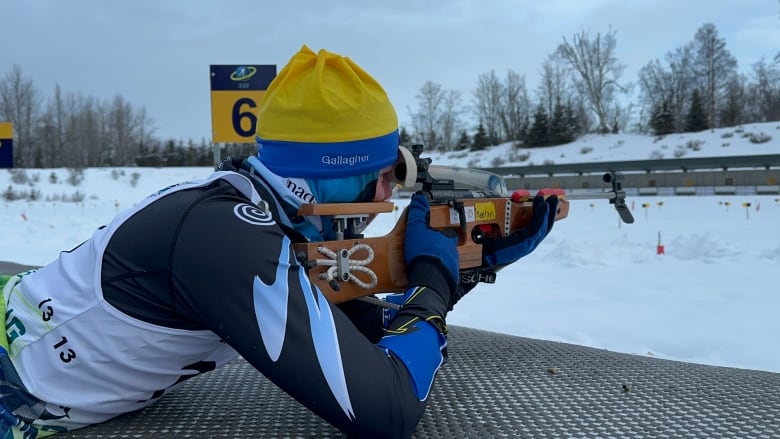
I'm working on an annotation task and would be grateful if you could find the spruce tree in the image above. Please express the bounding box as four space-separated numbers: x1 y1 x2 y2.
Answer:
685 89 709 132
564 103 581 140
650 101 674 135
399 126 411 145
548 100 571 145
527 104 550 147
455 130 471 151
471 123 490 151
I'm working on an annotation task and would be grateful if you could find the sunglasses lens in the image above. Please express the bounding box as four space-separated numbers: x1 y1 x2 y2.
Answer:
353 178 378 202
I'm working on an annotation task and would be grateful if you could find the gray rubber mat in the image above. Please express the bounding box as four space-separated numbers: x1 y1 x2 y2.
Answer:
2 263 777 438
56 327 779 438
0 261 37 274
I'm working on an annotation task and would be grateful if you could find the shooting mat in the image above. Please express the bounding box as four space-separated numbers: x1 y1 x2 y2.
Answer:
1 263 777 438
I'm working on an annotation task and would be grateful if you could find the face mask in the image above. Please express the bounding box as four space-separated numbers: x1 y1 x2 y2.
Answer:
307 166 404 240
305 171 380 203
307 162 401 204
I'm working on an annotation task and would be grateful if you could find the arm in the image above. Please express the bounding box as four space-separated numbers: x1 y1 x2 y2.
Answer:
295 146 633 302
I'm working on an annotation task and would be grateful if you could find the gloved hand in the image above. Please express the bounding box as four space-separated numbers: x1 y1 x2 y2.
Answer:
404 193 459 299
480 194 558 268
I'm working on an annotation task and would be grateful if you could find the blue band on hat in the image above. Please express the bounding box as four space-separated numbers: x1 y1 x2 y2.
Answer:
257 130 399 178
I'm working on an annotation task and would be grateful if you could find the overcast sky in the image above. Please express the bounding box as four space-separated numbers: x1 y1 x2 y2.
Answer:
2 0 779 142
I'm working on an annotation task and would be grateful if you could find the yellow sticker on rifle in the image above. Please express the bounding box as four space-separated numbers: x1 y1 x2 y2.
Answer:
475 202 496 221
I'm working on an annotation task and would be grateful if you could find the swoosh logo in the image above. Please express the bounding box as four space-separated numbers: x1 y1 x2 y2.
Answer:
297 267 355 420
253 236 355 420
252 239 290 362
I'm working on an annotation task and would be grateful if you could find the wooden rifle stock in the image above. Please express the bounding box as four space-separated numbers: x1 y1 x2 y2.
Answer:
292 191 569 304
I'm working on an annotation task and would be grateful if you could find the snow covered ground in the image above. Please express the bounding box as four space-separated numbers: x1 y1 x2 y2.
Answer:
1 122 778 372
425 121 780 167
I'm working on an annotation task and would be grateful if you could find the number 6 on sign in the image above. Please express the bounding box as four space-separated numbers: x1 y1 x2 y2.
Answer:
209 65 277 143
232 97 258 137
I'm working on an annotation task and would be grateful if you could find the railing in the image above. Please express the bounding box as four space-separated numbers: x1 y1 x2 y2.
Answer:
476 154 780 196
480 154 780 176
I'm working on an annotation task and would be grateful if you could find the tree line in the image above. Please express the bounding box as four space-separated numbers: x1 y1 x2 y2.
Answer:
2 22 779 169
413 23 780 153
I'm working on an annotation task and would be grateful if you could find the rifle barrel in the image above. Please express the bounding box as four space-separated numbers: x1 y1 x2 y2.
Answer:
561 191 622 201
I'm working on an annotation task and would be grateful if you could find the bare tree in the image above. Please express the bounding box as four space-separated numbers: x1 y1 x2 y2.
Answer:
135 106 156 157
638 45 701 133
75 93 103 167
501 69 531 142
105 94 145 166
0 65 40 167
665 46 699 131
472 70 504 144
776 0 780 61
607 100 636 133
536 54 570 119
556 27 627 133
691 23 738 127
37 84 75 167
438 89 465 152
747 57 780 122
637 59 673 129
411 80 445 151
69 94 88 166
719 74 749 127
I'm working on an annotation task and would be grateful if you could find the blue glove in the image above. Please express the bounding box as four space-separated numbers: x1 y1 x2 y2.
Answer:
404 193 459 292
481 194 558 267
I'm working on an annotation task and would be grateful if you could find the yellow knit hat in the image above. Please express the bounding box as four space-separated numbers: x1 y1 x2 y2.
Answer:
256 45 400 178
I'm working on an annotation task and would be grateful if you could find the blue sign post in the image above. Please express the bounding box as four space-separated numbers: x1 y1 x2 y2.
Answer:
0 123 13 168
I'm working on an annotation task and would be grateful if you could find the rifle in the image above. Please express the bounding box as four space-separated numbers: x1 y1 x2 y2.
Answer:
292 144 634 305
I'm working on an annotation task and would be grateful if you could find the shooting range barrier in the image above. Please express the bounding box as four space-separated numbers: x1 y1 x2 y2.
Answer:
757 185 780 194
714 185 737 195
493 153 780 197
674 186 697 195
1 261 777 438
